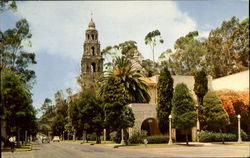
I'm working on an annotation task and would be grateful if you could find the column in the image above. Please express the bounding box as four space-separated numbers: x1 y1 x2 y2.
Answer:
103 129 106 143
168 115 173 145
237 115 242 143
120 129 125 145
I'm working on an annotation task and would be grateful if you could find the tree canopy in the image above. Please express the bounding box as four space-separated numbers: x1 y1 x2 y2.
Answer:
157 65 174 134
145 30 164 67
171 83 196 145
203 91 230 143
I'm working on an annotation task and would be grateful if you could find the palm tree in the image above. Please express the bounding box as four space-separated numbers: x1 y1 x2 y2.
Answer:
101 56 150 103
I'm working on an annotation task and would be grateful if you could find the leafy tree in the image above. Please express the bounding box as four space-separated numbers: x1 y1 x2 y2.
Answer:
205 16 249 78
101 41 139 71
116 40 137 59
193 69 208 130
52 90 68 137
1 70 37 146
203 91 230 144
141 59 160 77
52 113 65 136
1 19 37 84
144 30 164 67
0 0 17 14
157 65 173 134
70 90 104 143
41 98 52 114
167 31 207 75
171 83 196 145
158 49 172 63
100 75 135 143
216 90 249 133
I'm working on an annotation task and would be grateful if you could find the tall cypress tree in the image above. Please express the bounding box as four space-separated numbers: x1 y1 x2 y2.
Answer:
157 65 173 134
194 69 208 130
194 69 208 106
172 83 196 145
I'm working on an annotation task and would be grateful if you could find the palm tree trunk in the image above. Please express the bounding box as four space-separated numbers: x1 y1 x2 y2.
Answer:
185 130 189 145
219 128 224 144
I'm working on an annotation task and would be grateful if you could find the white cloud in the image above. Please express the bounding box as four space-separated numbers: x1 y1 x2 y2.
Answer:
16 1 197 61
200 31 210 38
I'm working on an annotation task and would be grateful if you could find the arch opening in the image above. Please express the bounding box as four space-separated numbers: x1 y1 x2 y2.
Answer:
91 47 95 56
91 63 96 72
91 34 94 40
141 118 161 136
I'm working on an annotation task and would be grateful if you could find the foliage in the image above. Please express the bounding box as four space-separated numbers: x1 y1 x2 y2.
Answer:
198 130 249 142
146 135 172 144
194 69 208 106
203 91 230 143
216 90 250 133
193 69 208 129
141 59 160 77
1 70 37 146
157 65 174 134
112 56 150 103
70 90 104 143
52 113 65 136
205 16 249 78
0 0 17 14
128 130 147 144
101 41 138 71
144 30 164 67
203 91 230 130
166 31 207 75
164 17 249 78
1 19 37 84
171 83 196 145
110 130 129 144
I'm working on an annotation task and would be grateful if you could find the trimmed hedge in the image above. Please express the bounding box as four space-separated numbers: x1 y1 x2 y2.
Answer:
198 130 249 142
128 130 175 144
146 136 169 144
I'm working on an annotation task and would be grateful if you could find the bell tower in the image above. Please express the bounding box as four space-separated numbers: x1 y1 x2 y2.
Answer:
81 17 104 77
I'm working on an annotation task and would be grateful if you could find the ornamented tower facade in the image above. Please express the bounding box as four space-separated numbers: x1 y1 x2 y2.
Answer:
80 18 104 88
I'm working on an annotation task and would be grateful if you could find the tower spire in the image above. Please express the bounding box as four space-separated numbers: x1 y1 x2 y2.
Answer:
91 11 93 20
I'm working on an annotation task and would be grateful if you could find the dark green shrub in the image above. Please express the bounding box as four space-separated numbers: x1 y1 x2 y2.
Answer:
230 128 248 141
128 130 147 144
87 133 96 141
146 136 169 144
198 130 248 142
110 130 129 144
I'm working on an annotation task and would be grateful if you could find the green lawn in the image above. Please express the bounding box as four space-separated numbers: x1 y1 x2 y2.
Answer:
1 143 32 152
210 141 250 145
63 140 115 144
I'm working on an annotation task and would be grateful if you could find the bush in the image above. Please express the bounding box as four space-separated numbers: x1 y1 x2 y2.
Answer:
198 130 248 142
110 131 119 143
87 133 96 141
146 136 169 144
110 130 129 144
128 130 147 144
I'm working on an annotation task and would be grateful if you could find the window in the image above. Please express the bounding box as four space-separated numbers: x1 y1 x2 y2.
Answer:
91 63 96 72
91 47 95 56
91 34 94 40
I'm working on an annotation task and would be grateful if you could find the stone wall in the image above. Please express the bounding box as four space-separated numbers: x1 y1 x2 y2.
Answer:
212 70 249 91
128 103 158 136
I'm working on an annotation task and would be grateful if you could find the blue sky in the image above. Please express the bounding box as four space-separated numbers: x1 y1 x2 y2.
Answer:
1 1 249 118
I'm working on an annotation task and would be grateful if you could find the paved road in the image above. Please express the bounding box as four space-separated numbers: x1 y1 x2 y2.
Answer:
2 141 250 158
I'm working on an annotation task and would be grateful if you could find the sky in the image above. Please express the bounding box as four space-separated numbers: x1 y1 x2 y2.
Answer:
1 0 249 118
